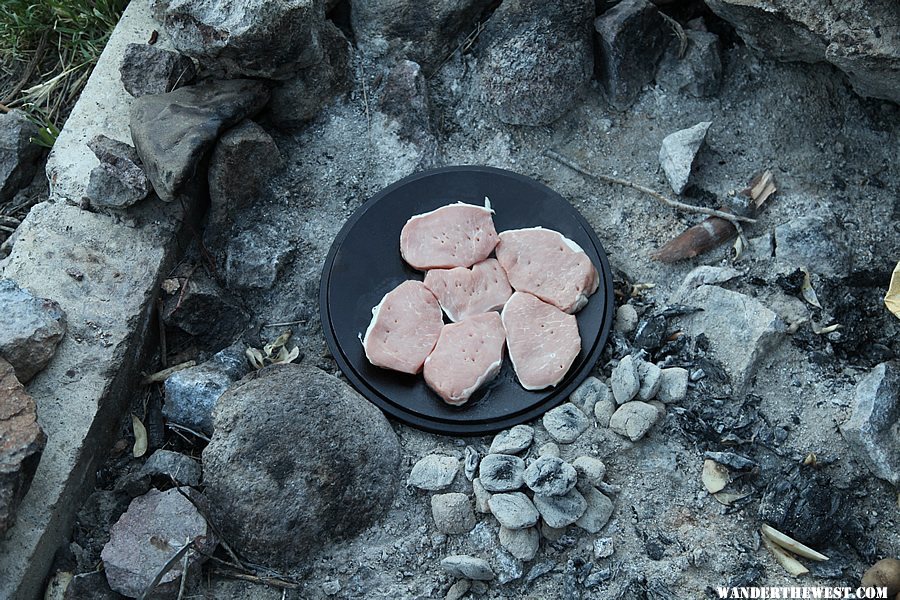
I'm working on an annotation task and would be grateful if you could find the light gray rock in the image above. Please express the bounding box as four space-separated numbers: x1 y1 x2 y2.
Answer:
533 488 587 528
678 285 785 389
572 456 606 490
0 110 42 204
489 425 534 455
488 492 540 530
202 364 401 568
594 0 669 110
493 549 524 584
773 208 851 277
659 121 712 195
473 478 491 513
499 526 539 561
523 456 577 497
614 304 639 333
542 403 590 444
657 30 723 98
609 401 660 441
0 279 67 383
476 0 594 126
611 355 640 404
130 79 270 202
408 455 459 491
840 362 900 485
593 537 614 559
84 135 151 209
636 360 662 401
101 488 216 598
656 367 688 403
139 450 202 486
120 43 197 97
225 225 293 291
163 343 250 435
575 487 614 533
445 580 470 600
464 446 480 481
431 493 476 535
479 454 525 492
569 377 610 416
153 0 326 79
538 442 560 458
594 398 617 428
441 555 495 581
674 265 743 302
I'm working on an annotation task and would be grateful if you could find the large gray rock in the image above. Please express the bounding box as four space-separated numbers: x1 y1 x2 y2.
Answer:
575 487 614 533
205 120 283 258
0 279 67 383
269 22 351 127
374 60 438 164
120 43 197 97
594 0 669 110
658 121 712 195
101 488 216 598
351 0 493 72
129 79 270 202
0 358 46 537
153 0 327 80
840 362 900 485
431 493 476 534
679 285 785 389
773 208 851 277
441 555 495 581
657 30 723 98
488 492 540 530
202 364 401 568
704 0 900 104
85 135 152 209
0 110 42 204
476 0 594 126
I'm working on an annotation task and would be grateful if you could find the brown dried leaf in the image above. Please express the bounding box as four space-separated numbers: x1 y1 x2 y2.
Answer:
743 170 777 209
800 269 821 308
702 459 729 493
886 261 900 320
132 414 148 458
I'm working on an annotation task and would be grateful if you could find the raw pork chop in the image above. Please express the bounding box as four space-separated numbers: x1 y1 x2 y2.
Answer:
424 312 507 405
424 258 513 322
400 200 499 270
501 292 581 390
363 280 443 374
495 227 599 313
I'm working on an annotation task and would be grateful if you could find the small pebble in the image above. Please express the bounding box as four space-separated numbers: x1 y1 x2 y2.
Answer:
488 492 540 530
524 456 577 496
611 355 640 404
441 555 495 581
472 478 492 513
594 398 616 428
542 403 590 444
572 456 606 489
575 487 614 533
322 579 341 596
533 488 587 528
499 526 540 561
569 376 609 416
657 367 689 403
584 567 612 588
493 549 524 584
478 454 526 492
445 579 470 600
464 446 480 481
593 537 614 559
431 493 476 535
538 442 560 458
489 425 534 454
614 304 639 333
608 401 660 441
408 455 459 491
525 560 556 585
636 360 662 401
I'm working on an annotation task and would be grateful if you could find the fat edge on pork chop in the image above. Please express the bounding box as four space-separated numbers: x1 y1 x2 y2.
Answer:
399 200 499 270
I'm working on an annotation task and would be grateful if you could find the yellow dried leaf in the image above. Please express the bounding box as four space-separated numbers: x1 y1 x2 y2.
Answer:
132 414 148 458
732 235 745 261
245 347 265 370
800 269 821 308
761 533 809 577
886 261 900 320
713 490 750 506
761 523 829 561
702 459 729 493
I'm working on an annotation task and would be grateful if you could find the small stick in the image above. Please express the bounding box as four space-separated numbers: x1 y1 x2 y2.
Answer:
177 542 191 600
659 12 688 58
166 422 211 443
141 360 196 385
544 149 753 240
138 541 194 600
156 298 167 368
261 320 307 328
172 486 246 571
361 70 371 136
210 569 300 590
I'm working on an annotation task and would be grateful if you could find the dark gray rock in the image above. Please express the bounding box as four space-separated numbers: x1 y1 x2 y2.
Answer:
611 355 640 404
225 225 294 291
542 402 590 443
153 0 326 80
204 119 283 257
499 526 539 561
163 343 250 435
120 43 197 97
101 488 216 598
0 110 42 204
476 0 594 126
705 0 900 104
0 357 46 537
408 454 459 491
773 208 851 277
488 492 539 530
140 450 202 486
440 555 495 581
657 30 723 98
0 279 66 383
478 453 525 492
129 79 270 202
659 121 712 195
63 571 121 600
202 364 401 568
431 492 476 534
493 549 524 584
85 135 151 209
161 270 249 349
489 425 534 455
840 362 900 485
523 456 577 497
594 0 669 110
575 486 614 533
609 401 659 441
269 22 351 127
374 60 438 167
533 488 587 528
351 0 492 72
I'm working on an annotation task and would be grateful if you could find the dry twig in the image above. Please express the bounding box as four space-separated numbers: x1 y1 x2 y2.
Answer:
138 541 195 600
659 12 688 59
141 360 196 385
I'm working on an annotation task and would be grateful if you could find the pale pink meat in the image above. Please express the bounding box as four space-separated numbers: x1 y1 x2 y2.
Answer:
363 280 443 375
495 227 599 314
501 292 581 391
423 258 513 322
400 201 499 270
423 312 507 405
